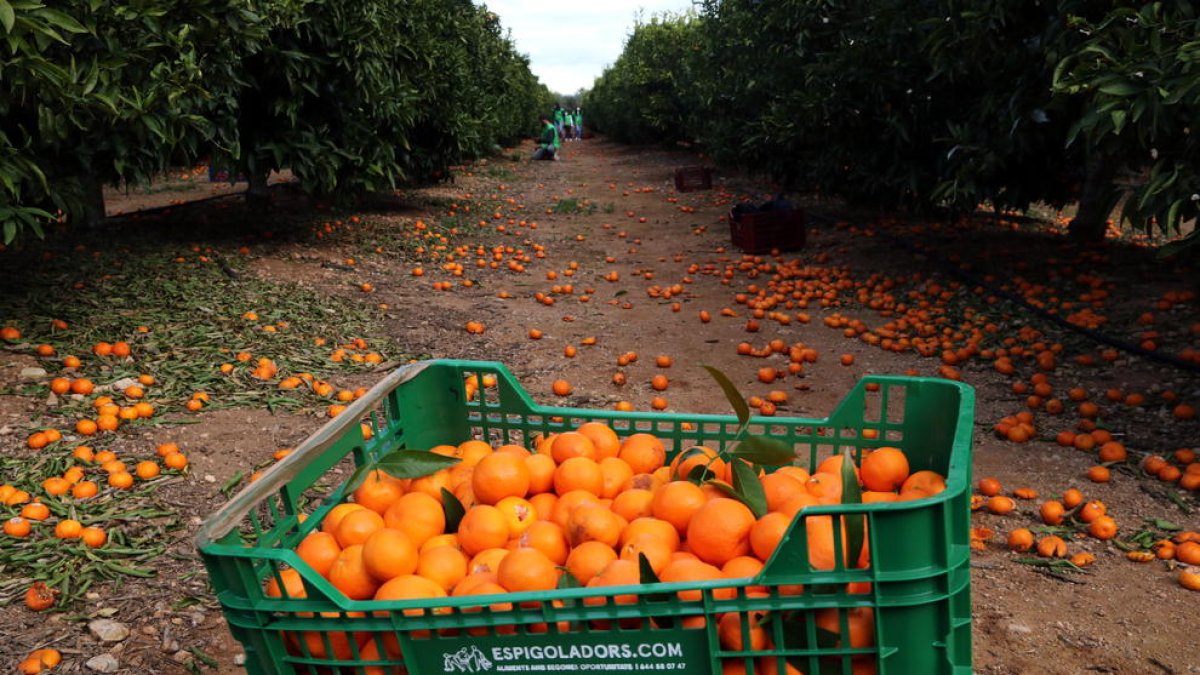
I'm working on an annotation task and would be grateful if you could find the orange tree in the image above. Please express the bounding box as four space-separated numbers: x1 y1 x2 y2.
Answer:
1051 2 1200 243
587 1 1200 242
586 12 701 145
393 2 554 181
226 0 549 200
2 0 549 241
456 8 555 148
0 0 258 238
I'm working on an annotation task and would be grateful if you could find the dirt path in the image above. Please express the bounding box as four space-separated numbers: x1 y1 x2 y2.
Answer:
3 137 1198 674
102 169 294 217
284 138 1198 674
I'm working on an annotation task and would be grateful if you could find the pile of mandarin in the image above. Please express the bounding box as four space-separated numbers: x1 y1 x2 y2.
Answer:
266 422 945 673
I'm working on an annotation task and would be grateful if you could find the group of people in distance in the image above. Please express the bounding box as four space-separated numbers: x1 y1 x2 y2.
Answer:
533 103 583 161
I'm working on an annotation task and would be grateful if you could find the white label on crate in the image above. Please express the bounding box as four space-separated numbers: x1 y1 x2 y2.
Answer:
420 630 708 674
443 646 494 672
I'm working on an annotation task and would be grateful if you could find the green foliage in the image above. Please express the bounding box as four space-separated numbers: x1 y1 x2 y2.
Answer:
2 0 256 241
1 0 550 242
702 364 749 426
631 0 1096 209
587 1 1200 241
440 487 465 534
587 12 701 145
919 0 1094 215
840 448 863 567
229 0 549 194
1053 1 1200 237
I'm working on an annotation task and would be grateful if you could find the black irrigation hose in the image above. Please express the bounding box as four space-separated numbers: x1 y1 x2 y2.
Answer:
804 209 1200 376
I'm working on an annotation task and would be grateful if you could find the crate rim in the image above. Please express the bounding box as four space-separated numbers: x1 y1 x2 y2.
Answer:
231 569 894 617
197 359 973 549
198 359 974 617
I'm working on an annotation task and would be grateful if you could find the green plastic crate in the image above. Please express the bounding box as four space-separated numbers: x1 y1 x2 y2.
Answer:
196 359 974 674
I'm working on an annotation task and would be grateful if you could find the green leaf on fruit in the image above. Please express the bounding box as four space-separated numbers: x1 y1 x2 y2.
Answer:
841 448 864 568
441 488 465 534
730 459 768 518
637 552 661 585
344 448 460 493
374 449 461 478
638 552 674 626
702 364 750 427
684 462 718 483
730 435 795 465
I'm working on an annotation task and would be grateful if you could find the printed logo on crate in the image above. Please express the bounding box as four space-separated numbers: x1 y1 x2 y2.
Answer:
424 630 709 673
443 645 493 672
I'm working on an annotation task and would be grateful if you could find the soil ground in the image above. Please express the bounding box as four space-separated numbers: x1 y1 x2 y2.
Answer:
1 137 1197 674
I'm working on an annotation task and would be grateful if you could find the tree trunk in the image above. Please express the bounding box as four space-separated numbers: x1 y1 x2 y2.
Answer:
1068 156 1117 242
80 175 106 228
245 168 271 211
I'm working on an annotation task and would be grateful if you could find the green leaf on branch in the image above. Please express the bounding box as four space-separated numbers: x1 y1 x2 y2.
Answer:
1110 109 1127 134
374 450 461 478
1098 80 1139 96
38 8 88 34
683 461 718 483
0 0 14 34
708 480 741 501
730 435 795 465
676 446 716 483
702 364 750 428
344 448 461 492
730 458 768 518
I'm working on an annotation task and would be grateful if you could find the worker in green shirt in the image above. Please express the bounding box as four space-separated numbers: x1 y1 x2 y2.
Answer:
573 108 583 141
533 115 558 161
552 104 566 141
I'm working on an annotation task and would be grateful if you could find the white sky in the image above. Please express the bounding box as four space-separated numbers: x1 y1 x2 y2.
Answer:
482 0 697 95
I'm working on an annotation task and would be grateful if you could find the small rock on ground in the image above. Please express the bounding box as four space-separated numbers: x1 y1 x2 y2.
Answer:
86 654 119 673
88 619 130 643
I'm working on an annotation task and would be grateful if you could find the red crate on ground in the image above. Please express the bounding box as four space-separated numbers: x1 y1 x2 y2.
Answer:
729 207 806 253
674 166 714 192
